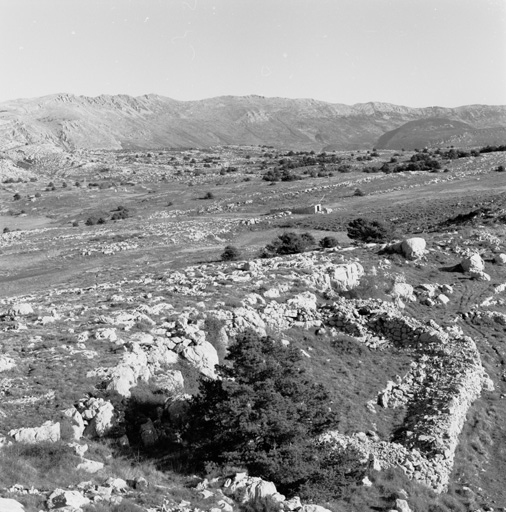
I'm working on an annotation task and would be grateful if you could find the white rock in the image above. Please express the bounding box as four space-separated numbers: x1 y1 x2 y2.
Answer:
437 294 450 305
263 288 280 298
0 498 25 512
300 506 333 512
85 401 115 438
390 283 416 302
47 489 90 509
461 253 485 273
95 327 118 342
0 355 16 372
183 341 219 378
395 498 413 512
400 238 426 260
77 458 104 473
152 370 184 393
9 303 34 316
470 270 491 281
329 262 364 291
67 441 88 457
9 421 60 444
495 253 506 265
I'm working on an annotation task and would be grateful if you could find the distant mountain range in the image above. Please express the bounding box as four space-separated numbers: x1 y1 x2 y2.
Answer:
0 93 505 152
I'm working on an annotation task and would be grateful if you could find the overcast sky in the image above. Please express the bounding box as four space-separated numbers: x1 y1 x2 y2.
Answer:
1 0 505 107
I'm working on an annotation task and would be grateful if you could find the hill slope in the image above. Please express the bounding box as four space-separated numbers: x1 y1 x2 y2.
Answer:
1 93 505 151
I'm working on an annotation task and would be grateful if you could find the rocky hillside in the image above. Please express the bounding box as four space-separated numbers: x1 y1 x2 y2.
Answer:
1 94 505 152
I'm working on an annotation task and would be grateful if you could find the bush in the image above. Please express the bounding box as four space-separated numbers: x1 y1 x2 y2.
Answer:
183 331 340 497
353 188 366 196
221 245 242 261
85 217 96 226
347 218 392 243
203 191 215 199
262 232 316 257
319 236 339 249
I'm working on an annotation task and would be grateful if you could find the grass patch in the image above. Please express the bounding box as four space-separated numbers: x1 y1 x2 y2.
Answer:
0 441 84 489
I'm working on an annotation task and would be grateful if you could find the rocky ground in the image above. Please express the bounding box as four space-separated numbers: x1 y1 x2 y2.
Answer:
1 145 506 512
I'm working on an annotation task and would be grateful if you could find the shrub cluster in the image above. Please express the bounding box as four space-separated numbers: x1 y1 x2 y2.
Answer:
261 232 316 257
347 218 393 243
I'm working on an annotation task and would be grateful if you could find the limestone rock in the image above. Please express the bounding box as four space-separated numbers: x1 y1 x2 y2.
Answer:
461 253 485 273
495 253 506 265
0 498 25 512
0 355 16 372
182 341 219 378
400 238 426 260
8 303 34 316
152 370 184 393
9 421 60 444
329 262 364 291
300 506 333 512
395 499 413 512
390 282 416 302
76 458 104 473
47 489 90 509
470 270 491 281
84 400 115 438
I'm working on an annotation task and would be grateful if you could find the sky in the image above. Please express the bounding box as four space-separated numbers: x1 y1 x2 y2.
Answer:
1 0 505 108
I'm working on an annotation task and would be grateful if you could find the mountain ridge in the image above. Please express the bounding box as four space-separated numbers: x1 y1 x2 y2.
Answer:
1 93 505 152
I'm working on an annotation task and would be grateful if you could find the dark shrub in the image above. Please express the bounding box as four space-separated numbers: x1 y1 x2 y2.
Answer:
347 218 392 243
183 331 341 497
319 236 339 249
221 245 242 261
262 232 316 257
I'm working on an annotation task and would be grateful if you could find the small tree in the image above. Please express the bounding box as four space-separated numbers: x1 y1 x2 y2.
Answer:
262 232 316 257
221 245 241 261
184 331 339 496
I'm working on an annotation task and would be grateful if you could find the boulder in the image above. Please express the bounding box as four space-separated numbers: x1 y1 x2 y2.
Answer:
47 489 90 510
0 355 16 372
9 421 60 444
470 270 491 281
400 238 426 260
0 498 25 512
84 401 115 438
390 283 416 302
76 458 104 473
224 474 284 506
495 253 506 265
329 262 364 291
152 370 184 393
8 303 34 316
300 506 333 512
182 341 219 378
395 499 413 512
461 254 485 273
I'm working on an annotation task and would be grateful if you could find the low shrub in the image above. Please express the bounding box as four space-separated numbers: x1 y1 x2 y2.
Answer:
221 245 242 261
319 236 339 249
